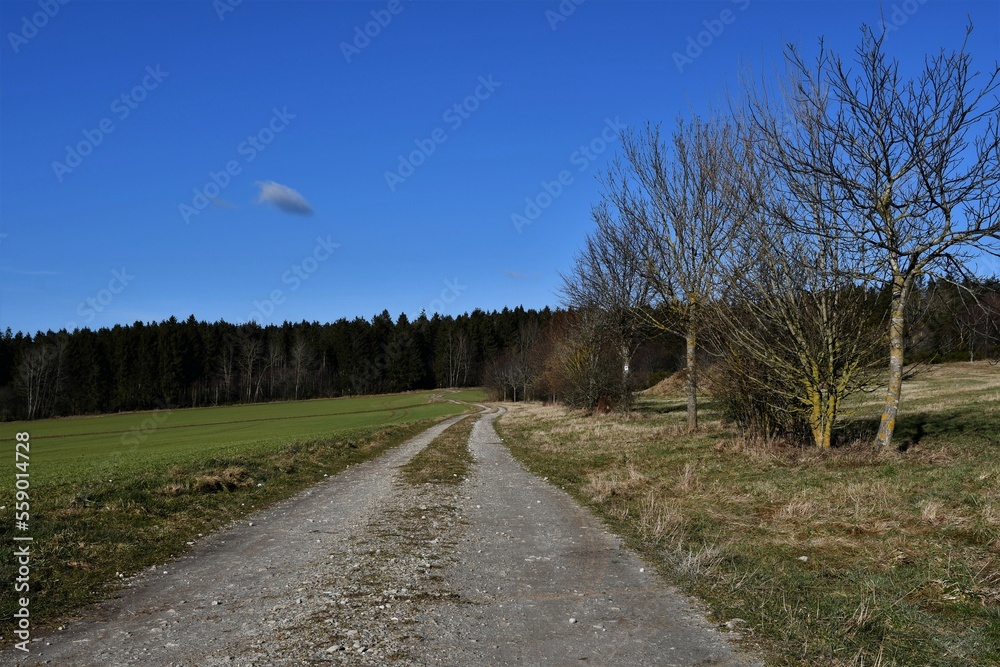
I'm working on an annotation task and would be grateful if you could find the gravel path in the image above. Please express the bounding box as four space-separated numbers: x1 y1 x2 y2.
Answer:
10 409 759 666
403 408 758 667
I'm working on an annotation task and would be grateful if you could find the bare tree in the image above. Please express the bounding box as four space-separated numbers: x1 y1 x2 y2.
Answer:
600 116 746 430
950 280 1000 362
441 328 473 388
18 346 48 421
16 337 65 420
484 354 520 402
262 333 285 400
747 24 1000 449
237 328 262 403
712 136 884 447
443 330 460 388
561 200 653 410
216 341 235 404
290 334 314 400
455 330 472 386
515 321 542 401
533 308 611 409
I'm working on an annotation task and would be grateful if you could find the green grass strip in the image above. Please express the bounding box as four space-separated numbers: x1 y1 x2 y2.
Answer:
400 415 476 486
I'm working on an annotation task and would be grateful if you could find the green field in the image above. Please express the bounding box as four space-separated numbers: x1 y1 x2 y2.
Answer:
2 389 485 486
0 389 484 639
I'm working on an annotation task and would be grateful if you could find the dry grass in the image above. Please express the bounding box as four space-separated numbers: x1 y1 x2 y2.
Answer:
675 462 699 493
161 466 255 496
853 360 1000 414
585 463 649 502
636 490 684 540
497 361 1000 667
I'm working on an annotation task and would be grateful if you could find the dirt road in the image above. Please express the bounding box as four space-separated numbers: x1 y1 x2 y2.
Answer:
11 409 758 666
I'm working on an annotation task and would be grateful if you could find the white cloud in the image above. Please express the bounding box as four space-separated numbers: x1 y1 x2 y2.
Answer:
254 181 313 215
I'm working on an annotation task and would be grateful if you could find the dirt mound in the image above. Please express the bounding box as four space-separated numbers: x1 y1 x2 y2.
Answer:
642 370 689 397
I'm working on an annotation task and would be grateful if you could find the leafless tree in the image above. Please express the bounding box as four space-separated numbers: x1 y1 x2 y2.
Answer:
262 333 285 399
711 134 884 447
541 307 620 410
455 330 472 386
599 116 746 430
216 341 235 404
484 354 519 402
561 200 654 410
950 281 1000 363
746 24 1000 449
237 328 262 403
290 334 314 400
443 331 460 388
482 323 541 402
441 327 474 389
16 337 65 420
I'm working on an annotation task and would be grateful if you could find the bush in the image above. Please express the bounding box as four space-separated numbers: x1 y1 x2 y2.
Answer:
705 352 810 443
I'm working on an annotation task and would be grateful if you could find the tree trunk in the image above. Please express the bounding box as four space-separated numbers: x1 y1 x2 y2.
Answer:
808 388 836 449
686 327 698 432
809 389 823 448
823 390 836 449
620 344 631 411
875 276 911 451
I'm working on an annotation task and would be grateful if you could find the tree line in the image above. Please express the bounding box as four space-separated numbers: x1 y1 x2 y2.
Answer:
2 278 995 425
0 308 560 421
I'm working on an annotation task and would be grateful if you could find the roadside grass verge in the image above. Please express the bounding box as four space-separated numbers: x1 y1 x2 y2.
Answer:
400 415 476 486
495 362 1000 666
0 391 482 640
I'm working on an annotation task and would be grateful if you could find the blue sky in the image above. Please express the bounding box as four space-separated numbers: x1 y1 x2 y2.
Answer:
1 0 998 335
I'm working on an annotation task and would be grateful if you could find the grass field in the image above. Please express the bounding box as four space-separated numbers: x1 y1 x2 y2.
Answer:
496 362 1000 667
0 389 484 640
